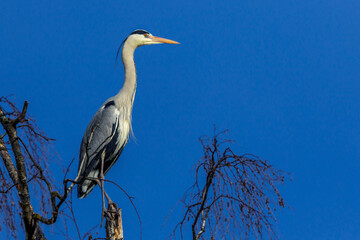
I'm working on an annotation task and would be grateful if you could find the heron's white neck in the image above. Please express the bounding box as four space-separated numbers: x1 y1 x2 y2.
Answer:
118 42 137 106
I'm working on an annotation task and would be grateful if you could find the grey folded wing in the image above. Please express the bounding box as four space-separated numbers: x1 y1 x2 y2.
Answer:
77 101 129 198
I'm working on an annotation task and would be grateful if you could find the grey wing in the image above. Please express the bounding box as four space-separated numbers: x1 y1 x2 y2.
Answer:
77 100 129 198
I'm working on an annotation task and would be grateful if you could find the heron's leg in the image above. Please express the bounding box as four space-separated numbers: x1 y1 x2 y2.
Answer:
98 149 118 225
99 149 109 227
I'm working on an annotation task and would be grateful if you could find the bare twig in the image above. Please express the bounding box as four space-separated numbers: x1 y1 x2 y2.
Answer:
0 174 37 194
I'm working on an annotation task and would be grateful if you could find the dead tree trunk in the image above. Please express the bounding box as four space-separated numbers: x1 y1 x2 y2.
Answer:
105 203 124 240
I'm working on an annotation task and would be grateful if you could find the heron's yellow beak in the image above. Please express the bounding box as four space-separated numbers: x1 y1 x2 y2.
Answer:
150 35 180 44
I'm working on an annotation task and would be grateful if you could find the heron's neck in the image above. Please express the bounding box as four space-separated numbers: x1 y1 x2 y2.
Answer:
118 43 137 105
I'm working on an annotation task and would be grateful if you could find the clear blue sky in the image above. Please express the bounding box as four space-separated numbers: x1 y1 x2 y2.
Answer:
1 1 360 239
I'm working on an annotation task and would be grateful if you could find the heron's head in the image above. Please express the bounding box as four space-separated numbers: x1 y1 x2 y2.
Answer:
116 29 179 64
126 29 179 47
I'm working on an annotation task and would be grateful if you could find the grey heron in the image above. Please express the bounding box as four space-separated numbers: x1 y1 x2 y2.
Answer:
76 30 179 200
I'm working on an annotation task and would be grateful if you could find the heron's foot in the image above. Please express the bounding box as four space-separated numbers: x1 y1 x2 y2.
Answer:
101 204 113 227
104 202 120 223
107 202 120 215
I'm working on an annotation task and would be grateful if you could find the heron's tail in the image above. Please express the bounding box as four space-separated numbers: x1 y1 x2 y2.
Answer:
76 170 98 199
64 175 79 198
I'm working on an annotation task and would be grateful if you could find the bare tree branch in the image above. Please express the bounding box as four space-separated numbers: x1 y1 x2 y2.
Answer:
0 98 48 239
0 135 19 189
170 128 289 240
0 97 86 239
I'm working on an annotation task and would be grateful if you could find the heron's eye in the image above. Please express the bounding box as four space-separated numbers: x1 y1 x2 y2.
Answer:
144 34 149 38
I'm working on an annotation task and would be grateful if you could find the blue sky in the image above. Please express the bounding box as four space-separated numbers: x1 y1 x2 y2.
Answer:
1 1 360 239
